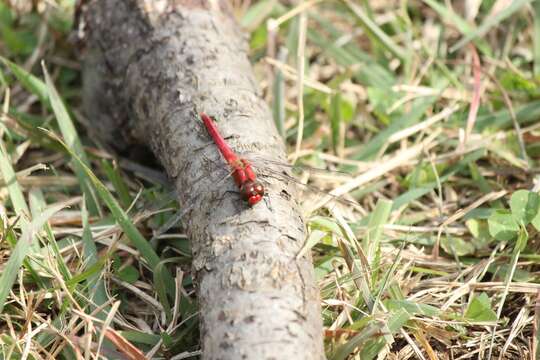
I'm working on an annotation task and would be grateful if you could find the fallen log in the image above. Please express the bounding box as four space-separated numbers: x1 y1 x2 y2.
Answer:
80 0 324 358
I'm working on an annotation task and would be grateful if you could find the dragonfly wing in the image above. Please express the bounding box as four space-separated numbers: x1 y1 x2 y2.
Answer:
248 161 362 210
244 154 354 177
149 169 237 241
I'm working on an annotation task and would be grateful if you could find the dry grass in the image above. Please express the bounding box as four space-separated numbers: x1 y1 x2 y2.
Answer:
1 0 540 359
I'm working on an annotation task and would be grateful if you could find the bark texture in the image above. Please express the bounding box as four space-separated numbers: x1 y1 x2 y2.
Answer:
80 1 324 359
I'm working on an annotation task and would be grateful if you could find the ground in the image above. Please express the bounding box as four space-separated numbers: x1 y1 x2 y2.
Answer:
1 0 540 359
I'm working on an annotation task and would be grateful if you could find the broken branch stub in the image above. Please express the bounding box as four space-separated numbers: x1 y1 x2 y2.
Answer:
80 0 324 359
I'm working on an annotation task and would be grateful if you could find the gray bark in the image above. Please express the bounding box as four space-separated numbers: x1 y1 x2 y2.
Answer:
80 1 324 359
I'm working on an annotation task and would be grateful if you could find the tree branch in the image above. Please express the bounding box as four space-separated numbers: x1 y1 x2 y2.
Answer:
80 0 324 358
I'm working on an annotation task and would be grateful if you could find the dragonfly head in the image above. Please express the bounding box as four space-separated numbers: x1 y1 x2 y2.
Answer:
241 181 264 206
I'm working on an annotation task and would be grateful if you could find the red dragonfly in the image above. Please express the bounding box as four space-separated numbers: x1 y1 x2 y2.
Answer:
148 113 358 240
200 113 264 206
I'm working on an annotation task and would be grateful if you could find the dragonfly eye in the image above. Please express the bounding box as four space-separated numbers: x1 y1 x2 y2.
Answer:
241 181 264 206
247 194 262 206
253 182 264 196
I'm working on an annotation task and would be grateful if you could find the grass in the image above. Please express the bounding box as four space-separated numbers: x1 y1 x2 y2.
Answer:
1 0 540 359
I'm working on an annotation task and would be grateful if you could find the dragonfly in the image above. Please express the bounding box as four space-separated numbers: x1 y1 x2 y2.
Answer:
199 113 361 210
148 113 360 240
200 113 264 206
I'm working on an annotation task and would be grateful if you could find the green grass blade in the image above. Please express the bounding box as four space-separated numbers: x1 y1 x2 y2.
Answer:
330 92 341 154
0 66 7 87
308 12 396 86
449 0 534 52
475 100 540 131
42 64 88 165
296 229 326 260
0 202 66 312
487 229 528 358
0 141 29 220
534 0 540 77
154 261 173 321
360 309 410 359
28 188 71 280
0 56 48 103
119 331 161 346
81 198 109 320
240 0 277 29
422 0 474 36
343 0 407 62
41 62 100 215
101 160 133 209
364 199 392 263
422 0 491 55
392 149 485 209
353 98 434 160
306 23 395 88
330 322 384 360
44 129 176 294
